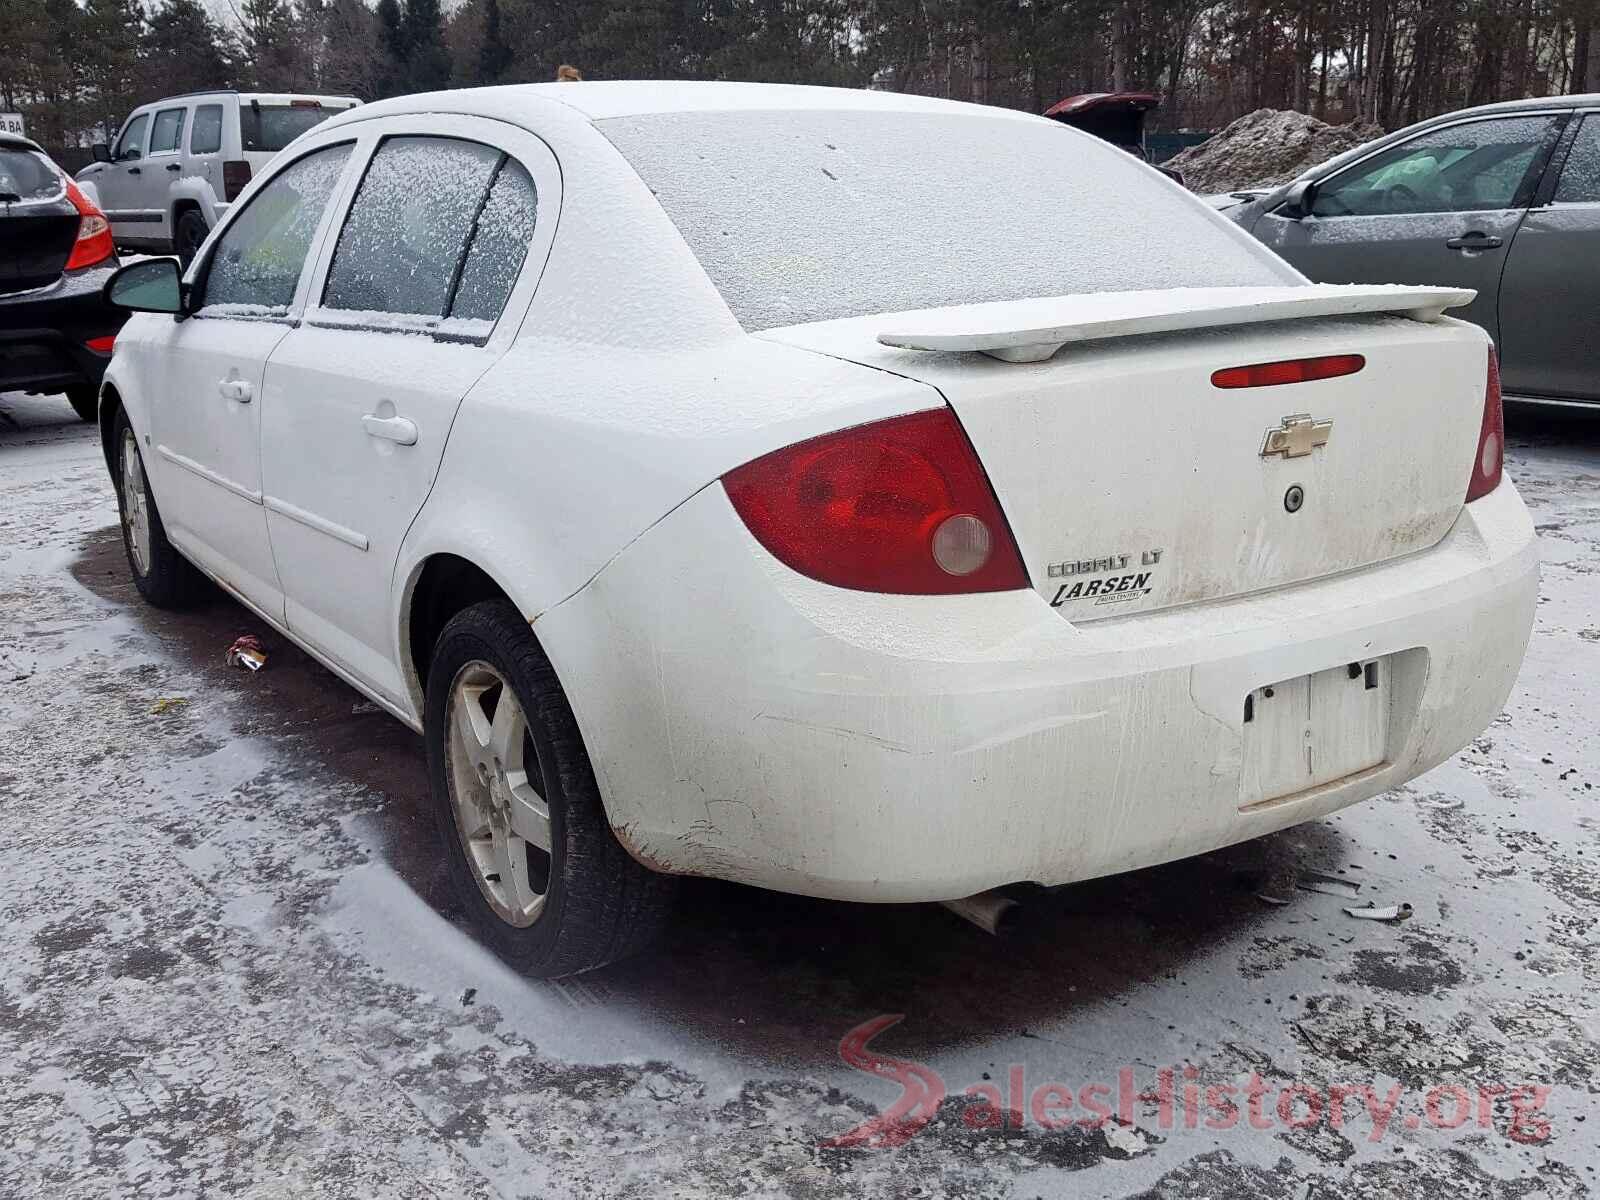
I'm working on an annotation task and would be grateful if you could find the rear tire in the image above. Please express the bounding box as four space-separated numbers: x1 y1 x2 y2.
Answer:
175 210 208 268
113 409 204 608
425 599 674 977
67 386 98 423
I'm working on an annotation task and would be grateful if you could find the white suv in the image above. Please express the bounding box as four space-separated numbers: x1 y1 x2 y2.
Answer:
76 90 359 265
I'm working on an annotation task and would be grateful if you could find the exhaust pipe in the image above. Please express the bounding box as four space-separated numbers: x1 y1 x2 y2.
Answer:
940 890 1020 936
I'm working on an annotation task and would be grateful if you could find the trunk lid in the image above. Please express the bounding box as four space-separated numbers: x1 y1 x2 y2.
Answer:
1 146 76 295
760 286 1489 619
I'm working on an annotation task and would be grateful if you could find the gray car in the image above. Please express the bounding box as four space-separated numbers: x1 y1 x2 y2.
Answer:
1225 95 1599 407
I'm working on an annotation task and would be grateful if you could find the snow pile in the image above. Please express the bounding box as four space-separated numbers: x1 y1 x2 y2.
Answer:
1168 109 1386 193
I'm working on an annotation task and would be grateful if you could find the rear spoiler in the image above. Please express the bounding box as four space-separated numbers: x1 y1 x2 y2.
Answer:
877 284 1475 363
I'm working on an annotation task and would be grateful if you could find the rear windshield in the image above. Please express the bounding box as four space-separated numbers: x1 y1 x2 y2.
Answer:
240 104 338 153
0 148 62 202
600 109 1295 330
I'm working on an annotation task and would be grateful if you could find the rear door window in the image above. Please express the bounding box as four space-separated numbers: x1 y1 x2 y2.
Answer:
1554 117 1600 205
321 136 519 330
150 107 186 155
115 113 149 161
190 104 223 155
200 143 353 317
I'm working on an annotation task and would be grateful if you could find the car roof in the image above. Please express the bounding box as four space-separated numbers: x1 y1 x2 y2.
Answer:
0 131 47 154
334 80 1042 127
129 90 361 108
1428 92 1600 119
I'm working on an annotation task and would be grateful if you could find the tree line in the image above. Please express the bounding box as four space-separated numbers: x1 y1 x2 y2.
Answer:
3 0 1599 156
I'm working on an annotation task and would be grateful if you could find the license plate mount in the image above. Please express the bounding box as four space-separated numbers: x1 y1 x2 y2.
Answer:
1240 657 1391 807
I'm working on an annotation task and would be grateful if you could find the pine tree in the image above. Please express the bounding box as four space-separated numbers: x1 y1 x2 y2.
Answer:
403 0 451 91
142 0 232 96
479 0 513 85
375 0 409 97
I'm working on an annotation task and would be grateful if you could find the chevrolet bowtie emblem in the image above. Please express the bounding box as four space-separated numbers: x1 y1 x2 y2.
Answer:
1261 414 1332 458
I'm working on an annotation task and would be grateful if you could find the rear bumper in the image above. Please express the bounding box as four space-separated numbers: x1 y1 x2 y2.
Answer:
537 479 1539 902
0 266 124 393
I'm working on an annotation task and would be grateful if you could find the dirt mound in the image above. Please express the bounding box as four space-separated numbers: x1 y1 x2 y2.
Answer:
1168 108 1385 194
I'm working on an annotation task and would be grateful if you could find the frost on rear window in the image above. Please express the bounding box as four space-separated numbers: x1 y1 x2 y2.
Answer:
1555 117 1600 204
200 143 351 317
323 137 501 319
599 109 1294 331
451 159 538 323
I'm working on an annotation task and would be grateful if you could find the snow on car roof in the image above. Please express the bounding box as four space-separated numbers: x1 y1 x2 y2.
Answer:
335 80 1044 128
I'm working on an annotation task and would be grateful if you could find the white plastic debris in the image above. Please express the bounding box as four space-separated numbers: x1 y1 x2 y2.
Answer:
1343 903 1414 922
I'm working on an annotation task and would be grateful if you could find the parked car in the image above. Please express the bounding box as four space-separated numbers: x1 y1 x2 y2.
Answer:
0 131 123 422
1226 94 1600 407
97 82 1536 977
76 90 359 266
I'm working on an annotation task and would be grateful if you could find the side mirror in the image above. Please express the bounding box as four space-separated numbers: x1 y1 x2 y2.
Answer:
1278 178 1320 219
105 258 186 315
91 143 111 163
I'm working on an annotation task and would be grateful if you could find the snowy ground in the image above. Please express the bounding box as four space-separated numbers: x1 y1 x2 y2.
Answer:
1 388 1597 1199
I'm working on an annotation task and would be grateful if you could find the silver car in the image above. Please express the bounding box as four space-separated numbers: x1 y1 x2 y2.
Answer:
1226 95 1599 407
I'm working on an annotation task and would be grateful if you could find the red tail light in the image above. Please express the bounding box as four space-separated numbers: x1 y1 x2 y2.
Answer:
223 159 253 201
1211 354 1365 389
84 335 117 353
63 179 115 271
723 408 1029 594
1465 348 1504 503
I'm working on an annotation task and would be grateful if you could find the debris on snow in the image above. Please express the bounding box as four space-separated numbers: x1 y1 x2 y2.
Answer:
225 635 268 672
1297 871 1362 900
1167 108 1386 193
149 696 189 715
1343 903 1415 923
1103 1120 1152 1156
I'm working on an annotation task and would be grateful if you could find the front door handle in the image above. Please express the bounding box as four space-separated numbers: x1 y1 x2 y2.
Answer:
165 163 180 172
1445 232 1503 250
127 166 141 175
217 378 252 403
362 414 418 445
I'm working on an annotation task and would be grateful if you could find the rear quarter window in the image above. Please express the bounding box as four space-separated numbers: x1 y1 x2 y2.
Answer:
599 108 1295 330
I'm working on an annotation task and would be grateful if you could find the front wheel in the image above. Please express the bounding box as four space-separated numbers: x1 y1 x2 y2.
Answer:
113 410 204 608
425 599 674 977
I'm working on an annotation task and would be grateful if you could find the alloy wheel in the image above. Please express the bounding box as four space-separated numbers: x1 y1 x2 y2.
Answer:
444 660 553 927
121 429 152 577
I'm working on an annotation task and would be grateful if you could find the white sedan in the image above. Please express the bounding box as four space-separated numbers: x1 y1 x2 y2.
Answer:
99 82 1538 976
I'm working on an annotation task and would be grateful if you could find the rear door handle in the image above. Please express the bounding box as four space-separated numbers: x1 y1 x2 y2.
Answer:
362 414 418 445
1445 232 1503 250
127 166 140 175
165 163 180 172
217 378 252 403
